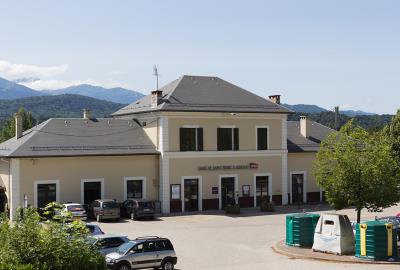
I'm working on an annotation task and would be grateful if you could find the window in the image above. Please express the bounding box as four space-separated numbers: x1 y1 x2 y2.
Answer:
126 180 143 199
170 184 181 200
217 127 239 151
257 127 268 150
36 182 58 208
180 127 203 151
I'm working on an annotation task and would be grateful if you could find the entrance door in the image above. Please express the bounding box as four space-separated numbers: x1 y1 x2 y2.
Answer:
221 177 235 209
184 179 199 212
256 176 269 206
83 181 102 205
291 174 304 204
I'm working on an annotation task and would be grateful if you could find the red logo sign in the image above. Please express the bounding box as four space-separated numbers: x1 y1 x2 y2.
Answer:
249 162 258 169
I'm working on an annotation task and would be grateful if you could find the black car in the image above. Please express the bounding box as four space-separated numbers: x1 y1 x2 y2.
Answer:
120 199 157 220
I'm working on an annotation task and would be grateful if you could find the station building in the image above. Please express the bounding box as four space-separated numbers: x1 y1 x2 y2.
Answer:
0 75 333 219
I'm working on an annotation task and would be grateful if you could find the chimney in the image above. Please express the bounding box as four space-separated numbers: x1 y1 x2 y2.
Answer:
268 95 281 104
15 113 22 139
83 109 91 119
300 116 311 138
151 90 163 108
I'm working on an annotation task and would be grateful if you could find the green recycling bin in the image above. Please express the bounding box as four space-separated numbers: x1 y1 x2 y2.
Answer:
355 220 398 260
286 213 320 247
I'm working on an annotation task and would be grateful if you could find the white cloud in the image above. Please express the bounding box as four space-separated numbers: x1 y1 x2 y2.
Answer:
20 79 132 90
0 60 68 79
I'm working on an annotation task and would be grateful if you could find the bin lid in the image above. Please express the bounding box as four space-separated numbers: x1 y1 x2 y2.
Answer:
360 220 388 227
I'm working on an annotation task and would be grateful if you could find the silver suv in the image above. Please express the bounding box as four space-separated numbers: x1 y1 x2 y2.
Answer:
105 236 177 270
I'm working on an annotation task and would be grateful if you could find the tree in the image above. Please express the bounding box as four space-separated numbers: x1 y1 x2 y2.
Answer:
0 207 106 270
385 110 400 160
0 108 35 142
313 121 400 223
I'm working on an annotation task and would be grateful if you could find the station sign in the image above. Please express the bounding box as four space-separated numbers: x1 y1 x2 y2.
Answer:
198 162 258 171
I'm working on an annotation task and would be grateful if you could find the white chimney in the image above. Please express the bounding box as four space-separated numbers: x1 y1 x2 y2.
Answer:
83 109 91 119
15 113 23 139
151 90 163 108
300 116 311 138
268 95 281 104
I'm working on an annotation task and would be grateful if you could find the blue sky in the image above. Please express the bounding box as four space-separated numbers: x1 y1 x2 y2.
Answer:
0 0 399 114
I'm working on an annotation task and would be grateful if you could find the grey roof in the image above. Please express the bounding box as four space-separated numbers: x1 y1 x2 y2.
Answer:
112 75 292 116
287 121 335 152
0 118 158 158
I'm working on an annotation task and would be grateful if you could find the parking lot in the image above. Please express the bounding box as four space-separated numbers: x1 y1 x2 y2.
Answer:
95 204 400 270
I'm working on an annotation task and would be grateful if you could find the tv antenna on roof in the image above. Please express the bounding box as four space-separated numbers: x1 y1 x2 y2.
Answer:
153 65 159 90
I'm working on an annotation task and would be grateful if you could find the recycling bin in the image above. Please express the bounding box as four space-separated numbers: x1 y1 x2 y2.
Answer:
286 213 320 247
355 220 398 260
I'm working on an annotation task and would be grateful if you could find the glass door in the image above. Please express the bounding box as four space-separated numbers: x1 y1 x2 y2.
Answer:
184 179 199 211
221 177 235 209
291 174 304 204
256 176 269 206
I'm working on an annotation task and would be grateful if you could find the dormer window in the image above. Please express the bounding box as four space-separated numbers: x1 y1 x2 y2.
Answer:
180 126 203 151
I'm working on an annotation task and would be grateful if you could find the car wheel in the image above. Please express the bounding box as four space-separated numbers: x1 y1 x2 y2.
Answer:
96 214 101 222
162 260 174 270
117 262 131 270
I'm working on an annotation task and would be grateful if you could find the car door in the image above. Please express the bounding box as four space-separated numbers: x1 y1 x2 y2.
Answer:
127 243 154 269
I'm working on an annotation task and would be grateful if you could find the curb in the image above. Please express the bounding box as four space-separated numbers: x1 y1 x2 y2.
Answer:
272 240 400 265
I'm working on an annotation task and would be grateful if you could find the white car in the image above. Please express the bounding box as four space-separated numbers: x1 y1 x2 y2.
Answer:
63 203 87 221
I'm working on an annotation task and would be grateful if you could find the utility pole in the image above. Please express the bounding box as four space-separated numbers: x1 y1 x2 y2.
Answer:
334 106 339 130
153 65 159 90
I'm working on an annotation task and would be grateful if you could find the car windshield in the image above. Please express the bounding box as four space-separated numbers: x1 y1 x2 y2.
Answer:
117 242 136 255
139 202 153 208
102 201 119 208
67 205 84 211
86 225 96 233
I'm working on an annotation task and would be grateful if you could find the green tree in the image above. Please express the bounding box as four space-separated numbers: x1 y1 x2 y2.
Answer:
313 121 400 223
0 208 106 270
0 108 35 142
385 110 400 160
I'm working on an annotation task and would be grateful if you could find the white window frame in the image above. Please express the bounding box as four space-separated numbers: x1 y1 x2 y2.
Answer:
181 176 203 212
218 174 238 210
218 125 236 151
81 178 104 205
289 171 307 204
255 125 270 150
124 177 147 200
180 125 202 151
34 180 60 208
253 173 272 207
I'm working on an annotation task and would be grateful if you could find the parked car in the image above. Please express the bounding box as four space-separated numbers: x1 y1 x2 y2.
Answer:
89 234 130 256
86 223 104 236
376 216 400 241
88 199 120 222
63 203 87 221
120 199 157 220
105 236 177 270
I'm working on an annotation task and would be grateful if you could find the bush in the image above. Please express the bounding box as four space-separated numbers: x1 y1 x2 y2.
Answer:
225 204 240 215
260 196 274 212
0 207 106 270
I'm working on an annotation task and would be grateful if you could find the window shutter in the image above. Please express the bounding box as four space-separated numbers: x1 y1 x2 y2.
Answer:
217 128 223 151
197 128 203 151
234 128 239 150
179 128 185 151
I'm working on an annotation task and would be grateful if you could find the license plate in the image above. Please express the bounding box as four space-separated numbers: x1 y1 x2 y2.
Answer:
144 209 150 212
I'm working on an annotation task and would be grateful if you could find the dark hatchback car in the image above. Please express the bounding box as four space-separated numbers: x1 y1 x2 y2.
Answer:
120 199 158 220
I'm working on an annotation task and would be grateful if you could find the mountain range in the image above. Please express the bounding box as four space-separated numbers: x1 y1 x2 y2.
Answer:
41 84 144 104
0 76 378 116
0 76 144 104
282 104 376 116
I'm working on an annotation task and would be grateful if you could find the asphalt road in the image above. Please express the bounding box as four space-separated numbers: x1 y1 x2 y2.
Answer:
95 204 400 270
